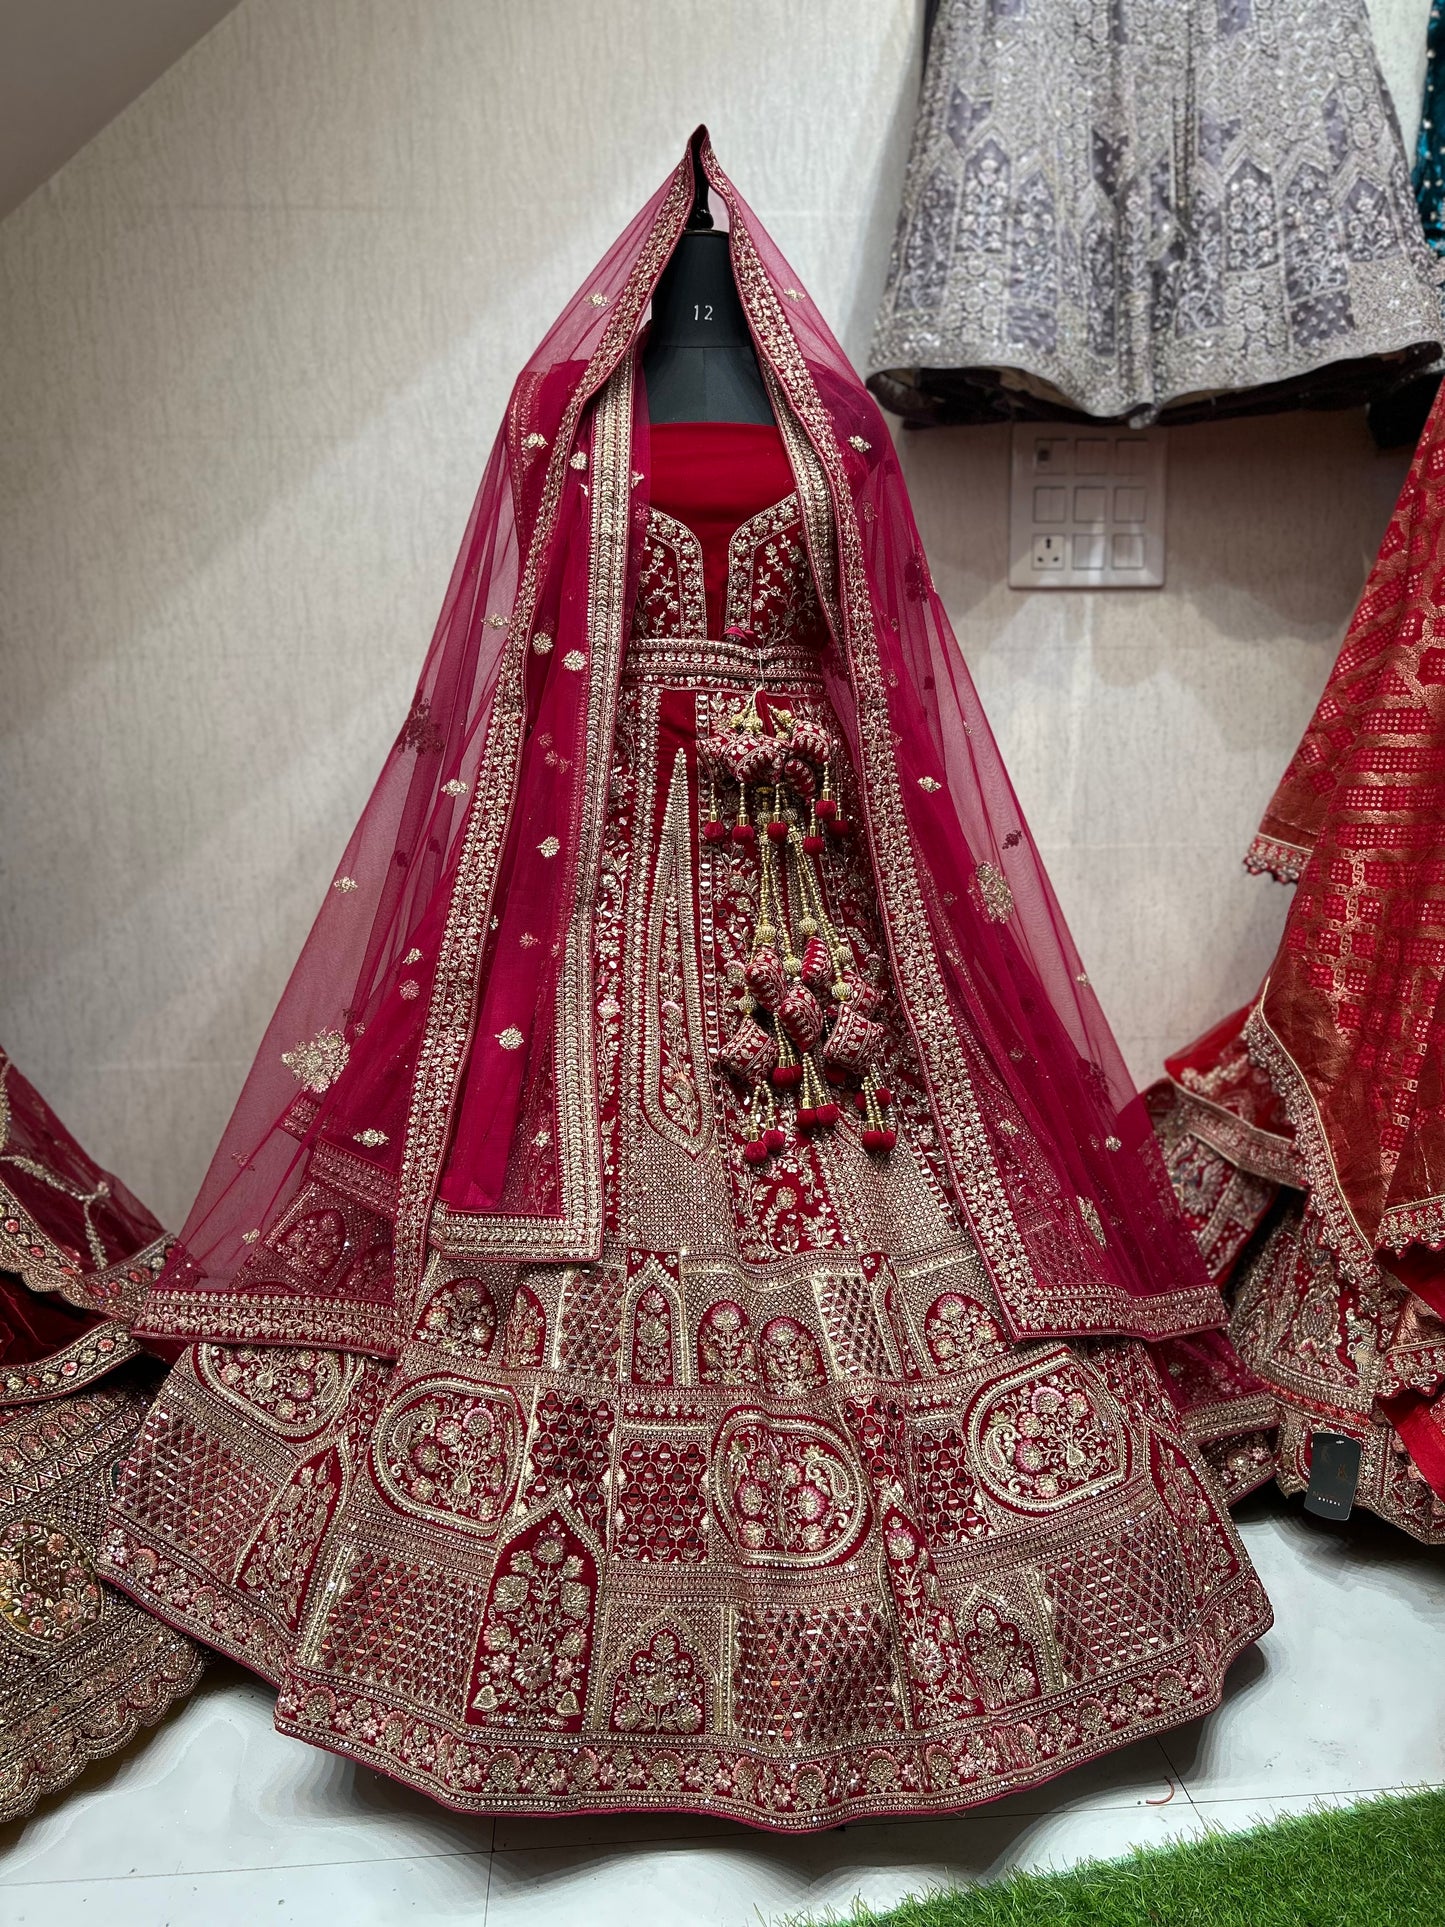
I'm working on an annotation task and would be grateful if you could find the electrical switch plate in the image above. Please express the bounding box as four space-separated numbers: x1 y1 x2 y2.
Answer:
1009 426 1167 589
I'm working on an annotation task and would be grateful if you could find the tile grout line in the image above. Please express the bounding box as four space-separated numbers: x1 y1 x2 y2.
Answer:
0 1844 498 1895
1152 1732 1200 1819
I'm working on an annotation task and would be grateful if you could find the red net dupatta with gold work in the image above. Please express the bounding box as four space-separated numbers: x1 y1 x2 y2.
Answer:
0 1049 201 1821
1244 392 1445 1305
137 130 1225 1361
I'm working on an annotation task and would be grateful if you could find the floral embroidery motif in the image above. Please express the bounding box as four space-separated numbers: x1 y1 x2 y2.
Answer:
974 862 1014 924
441 779 468 796
712 1410 870 1566
918 776 941 792
531 633 554 655
196 1344 355 1437
352 1129 389 1148
399 980 421 1002
332 876 358 893
629 1283 676 1385
487 613 507 628
373 1381 524 1535
923 1292 1010 1373
570 451 588 470
523 431 547 449
419 1277 498 1353
466 1511 596 1729
644 751 712 1153
402 947 424 964
538 837 560 858
608 1627 708 1733
696 1300 759 1385
758 1316 827 1396
972 1356 1128 1512
0 1520 102 1647
562 649 587 671
497 1028 524 1051
501 1285 546 1368
1078 1197 1107 1247
275 1209 346 1280
878 1505 982 1724
588 292 609 307
235 1446 343 1629
960 1593 1043 1708
848 435 871 452
280 1027 350 1093
633 513 706 638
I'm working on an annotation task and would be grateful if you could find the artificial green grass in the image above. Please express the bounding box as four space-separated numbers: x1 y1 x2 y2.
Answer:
803 1788 1445 1927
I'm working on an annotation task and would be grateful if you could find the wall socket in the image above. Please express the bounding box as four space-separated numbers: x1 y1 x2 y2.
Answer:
1009 426 1167 589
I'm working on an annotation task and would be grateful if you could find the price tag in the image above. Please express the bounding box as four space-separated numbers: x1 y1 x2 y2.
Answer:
1303 1431 1362 1520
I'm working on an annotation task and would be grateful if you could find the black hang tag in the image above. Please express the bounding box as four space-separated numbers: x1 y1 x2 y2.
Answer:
1304 1431 1362 1520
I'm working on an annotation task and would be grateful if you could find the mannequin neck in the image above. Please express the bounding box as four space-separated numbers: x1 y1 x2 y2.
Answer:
643 231 774 426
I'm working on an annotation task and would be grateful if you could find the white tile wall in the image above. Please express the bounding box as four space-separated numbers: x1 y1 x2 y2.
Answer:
0 0 1429 1225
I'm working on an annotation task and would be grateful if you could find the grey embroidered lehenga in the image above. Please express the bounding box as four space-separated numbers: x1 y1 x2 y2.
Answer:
870 0 1444 425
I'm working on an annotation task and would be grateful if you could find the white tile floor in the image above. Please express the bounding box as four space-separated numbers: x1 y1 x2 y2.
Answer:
2 1494 1441 1926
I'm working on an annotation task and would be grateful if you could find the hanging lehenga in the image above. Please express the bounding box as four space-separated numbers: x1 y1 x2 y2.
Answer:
869 0 1443 425
99 135 1271 1830
0 1048 201 1820
1152 385 1445 1544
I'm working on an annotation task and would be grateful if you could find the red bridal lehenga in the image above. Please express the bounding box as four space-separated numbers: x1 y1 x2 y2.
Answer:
98 135 1271 1830
0 1049 200 1820
1152 387 1445 1545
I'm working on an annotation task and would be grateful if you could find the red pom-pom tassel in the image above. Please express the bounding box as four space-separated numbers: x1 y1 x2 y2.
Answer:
815 796 838 821
766 819 789 842
814 1100 840 1126
827 815 854 837
771 1063 804 1090
743 1138 769 1165
702 820 728 844
803 833 824 855
763 1126 787 1152
731 822 756 847
875 1085 893 1108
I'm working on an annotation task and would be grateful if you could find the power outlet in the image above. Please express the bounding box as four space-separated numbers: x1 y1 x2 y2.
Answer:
1009 426 1167 588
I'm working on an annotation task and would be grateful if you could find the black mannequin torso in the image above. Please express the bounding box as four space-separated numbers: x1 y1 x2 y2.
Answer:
642 219 773 425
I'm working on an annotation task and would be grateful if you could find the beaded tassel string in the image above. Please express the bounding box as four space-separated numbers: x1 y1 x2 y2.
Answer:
706 671 893 1163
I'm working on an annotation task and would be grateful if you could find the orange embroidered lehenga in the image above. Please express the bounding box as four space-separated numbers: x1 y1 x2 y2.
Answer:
96 135 1271 1830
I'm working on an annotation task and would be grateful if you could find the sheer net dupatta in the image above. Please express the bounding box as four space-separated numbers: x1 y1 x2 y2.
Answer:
139 130 1222 1361
138 160 695 1358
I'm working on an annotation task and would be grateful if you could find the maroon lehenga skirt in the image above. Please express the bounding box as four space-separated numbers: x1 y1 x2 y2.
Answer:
0 1050 201 1820
101 622 1270 1830
1152 1014 1445 1544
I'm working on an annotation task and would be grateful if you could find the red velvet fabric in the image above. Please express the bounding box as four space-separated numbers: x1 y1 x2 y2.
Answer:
651 421 795 635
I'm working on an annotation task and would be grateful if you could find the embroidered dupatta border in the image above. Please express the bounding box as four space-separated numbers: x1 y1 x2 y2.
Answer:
392 159 694 1293
1243 999 1380 1285
429 359 635 1261
0 1321 143 1403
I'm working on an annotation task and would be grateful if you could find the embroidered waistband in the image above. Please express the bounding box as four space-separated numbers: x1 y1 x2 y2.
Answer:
622 632 826 687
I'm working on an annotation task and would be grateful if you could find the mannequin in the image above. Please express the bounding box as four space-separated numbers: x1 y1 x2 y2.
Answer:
642 136 773 425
